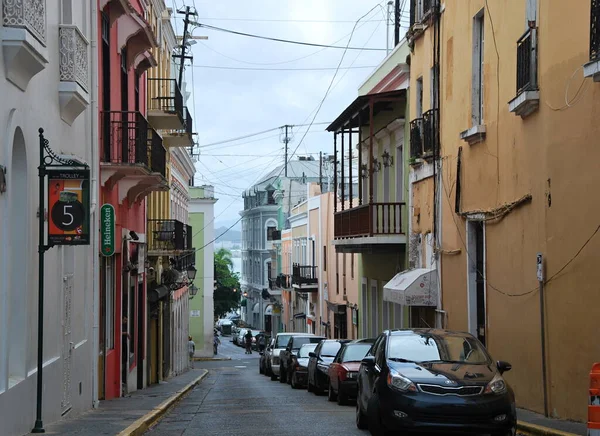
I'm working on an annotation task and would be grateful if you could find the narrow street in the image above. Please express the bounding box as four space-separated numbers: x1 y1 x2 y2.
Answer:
145 336 364 436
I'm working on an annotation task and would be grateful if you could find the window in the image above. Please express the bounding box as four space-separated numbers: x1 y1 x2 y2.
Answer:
323 246 327 271
467 220 486 346
430 65 439 110
350 253 354 279
266 226 277 241
472 10 485 125
416 77 423 118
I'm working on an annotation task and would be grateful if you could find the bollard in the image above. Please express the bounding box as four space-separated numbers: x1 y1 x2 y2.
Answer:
589 363 600 435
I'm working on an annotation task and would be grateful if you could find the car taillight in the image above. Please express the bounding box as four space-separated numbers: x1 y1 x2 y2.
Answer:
339 366 348 381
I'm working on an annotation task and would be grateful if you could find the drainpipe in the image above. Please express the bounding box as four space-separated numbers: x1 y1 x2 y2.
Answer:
90 0 100 409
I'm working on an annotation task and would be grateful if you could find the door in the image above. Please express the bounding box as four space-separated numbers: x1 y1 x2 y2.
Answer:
359 335 383 409
474 221 486 346
61 273 74 414
137 281 144 389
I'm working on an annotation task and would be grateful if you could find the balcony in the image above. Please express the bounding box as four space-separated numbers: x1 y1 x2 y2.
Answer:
585 0 600 80
100 111 168 204
162 106 194 148
333 203 407 253
410 110 438 162
292 264 318 291
147 78 184 130
410 118 423 160
509 28 539 118
58 25 89 125
2 0 49 91
147 219 193 256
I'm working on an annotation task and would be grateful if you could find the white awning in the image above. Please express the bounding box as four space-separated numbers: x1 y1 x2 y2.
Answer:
252 303 260 314
264 304 273 316
383 268 438 307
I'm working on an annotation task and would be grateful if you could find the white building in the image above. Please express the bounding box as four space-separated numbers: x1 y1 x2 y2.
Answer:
0 1 97 434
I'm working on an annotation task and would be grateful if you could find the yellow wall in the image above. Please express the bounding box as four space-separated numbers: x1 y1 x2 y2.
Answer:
410 0 600 422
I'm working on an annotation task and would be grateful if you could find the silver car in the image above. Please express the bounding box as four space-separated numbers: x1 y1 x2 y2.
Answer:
269 332 314 381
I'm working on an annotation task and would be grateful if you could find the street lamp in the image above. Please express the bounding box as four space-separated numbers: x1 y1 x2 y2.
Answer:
189 284 198 299
382 150 394 167
186 265 197 281
243 291 248 297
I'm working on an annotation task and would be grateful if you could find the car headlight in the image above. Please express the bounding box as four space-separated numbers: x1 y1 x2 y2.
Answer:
484 373 507 395
387 369 417 392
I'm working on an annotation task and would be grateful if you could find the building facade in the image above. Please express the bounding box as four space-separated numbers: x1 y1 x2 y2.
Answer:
408 0 600 423
0 0 97 434
188 185 217 357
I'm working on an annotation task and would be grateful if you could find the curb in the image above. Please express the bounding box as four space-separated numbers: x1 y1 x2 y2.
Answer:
194 356 232 361
116 370 208 436
517 421 582 436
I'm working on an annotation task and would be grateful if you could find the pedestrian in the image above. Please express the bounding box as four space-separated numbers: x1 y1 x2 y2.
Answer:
188 336 195 368
244 329 253 354
258 332 266 353
213 330 221 355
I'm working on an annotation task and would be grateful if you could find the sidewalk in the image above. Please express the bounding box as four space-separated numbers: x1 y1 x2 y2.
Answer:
518 408 587 435
41 369 207 436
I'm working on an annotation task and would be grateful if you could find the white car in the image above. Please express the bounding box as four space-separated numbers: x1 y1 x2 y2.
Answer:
269 332 314 381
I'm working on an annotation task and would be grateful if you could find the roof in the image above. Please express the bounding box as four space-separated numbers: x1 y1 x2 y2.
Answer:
326 89 407 132
245 158 323 195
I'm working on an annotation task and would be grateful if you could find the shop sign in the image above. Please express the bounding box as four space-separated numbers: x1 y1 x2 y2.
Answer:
101 204 115 256
47 169 90 245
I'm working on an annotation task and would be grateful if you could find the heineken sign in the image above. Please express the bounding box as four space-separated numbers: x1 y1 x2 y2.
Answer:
101 204 115 256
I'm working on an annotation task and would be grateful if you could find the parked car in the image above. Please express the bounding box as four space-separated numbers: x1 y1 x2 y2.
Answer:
356 329 516 435
269 333 314 381
259 337 276 375
280 335 326 385
289 343 318 389
235 328 249 347
327 339 375 405
307 339 349 393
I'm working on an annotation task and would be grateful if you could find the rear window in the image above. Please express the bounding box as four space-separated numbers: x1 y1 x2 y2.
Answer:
298 344 317 358
320 341 342 357
292 336 322 349
275 334 292 348
341 344 372 362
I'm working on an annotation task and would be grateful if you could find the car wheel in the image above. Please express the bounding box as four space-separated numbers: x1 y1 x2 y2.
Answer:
279 366 286 383
356 394 368 430
270 371 278 381
265 365 272 377
327 382 337 402
291 373 298 389
307 379 314 392
367 394 385 436
259 361 264 374
337 383 348 406
287 370 292 385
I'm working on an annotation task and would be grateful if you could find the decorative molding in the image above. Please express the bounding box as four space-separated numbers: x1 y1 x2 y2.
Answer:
459 124 486 145
2 0 47 45
58 81 89 126
59 25 89 91
508 90 539 118
1 26 48 91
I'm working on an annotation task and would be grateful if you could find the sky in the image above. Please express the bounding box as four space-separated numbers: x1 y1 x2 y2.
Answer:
170 0 410 229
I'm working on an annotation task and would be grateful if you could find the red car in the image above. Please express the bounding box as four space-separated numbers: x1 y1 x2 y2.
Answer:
327 339 376 405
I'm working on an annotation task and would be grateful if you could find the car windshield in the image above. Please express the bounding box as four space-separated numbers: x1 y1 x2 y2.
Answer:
251 330 261 336
293 337 321 349
387 333 491 364
341 344 372 362
297 344 317 358
320 341 342 357
275 335 292 348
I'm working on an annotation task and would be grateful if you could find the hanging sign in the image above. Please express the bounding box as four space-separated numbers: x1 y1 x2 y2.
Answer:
101 204 116 256
47 169 90 245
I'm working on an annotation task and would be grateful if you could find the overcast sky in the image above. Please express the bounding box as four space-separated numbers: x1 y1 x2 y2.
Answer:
172 0 409 228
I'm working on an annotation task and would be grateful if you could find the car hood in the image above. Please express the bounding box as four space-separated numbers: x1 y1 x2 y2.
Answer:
388 361 497 385
341 362 362 372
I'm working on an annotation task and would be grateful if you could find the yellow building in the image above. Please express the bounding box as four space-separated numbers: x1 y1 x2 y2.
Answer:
408 0 600 423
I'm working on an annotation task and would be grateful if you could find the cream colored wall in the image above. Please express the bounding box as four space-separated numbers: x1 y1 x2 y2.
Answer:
410 0 600 422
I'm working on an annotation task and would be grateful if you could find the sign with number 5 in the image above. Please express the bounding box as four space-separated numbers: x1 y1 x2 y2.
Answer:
48 169 90 245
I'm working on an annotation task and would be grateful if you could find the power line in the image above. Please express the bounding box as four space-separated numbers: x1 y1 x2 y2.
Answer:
199 17 389 23
194 22 387 51
191 64 378 71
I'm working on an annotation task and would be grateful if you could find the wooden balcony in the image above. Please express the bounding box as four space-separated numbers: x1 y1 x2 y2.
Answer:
292 264 318 291
333 203 407 253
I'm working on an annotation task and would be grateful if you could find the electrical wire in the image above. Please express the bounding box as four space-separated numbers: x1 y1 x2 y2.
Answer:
194 22 387 51
191 65 378 71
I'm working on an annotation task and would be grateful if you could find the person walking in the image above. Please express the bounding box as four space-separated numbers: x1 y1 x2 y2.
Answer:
188 336 195 368
244 329 253 354
213 330 221 355
257 332 266 353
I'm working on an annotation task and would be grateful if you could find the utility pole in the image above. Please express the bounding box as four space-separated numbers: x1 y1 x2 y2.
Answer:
280 125 293 177
319 151 323 192
387 1 393 54
174 6 196 90
394 0 401 46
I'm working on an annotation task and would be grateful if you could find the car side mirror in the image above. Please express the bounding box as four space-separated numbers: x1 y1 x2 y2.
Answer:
309 352 317 358
361 356 376 368
497 360 512 374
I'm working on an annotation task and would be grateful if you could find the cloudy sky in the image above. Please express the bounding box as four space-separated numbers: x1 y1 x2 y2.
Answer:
171 0 409 228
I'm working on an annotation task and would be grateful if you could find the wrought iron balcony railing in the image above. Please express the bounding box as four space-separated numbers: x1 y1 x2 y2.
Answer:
423 108 439 157
292 264 318 288
184 106 193 135
147 219 193 254
149 128 166 177
59 25 88 91
2 0 46 45
591 0 600 62
516 28 538 94
148 78 184 119
334 202 406 238
409 0 435 26
101 111 149 166
410 118 424 159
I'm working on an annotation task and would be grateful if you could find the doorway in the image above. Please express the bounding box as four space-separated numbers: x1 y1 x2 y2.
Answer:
467 220 487 346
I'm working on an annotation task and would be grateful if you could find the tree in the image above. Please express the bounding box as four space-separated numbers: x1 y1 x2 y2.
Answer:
214 248 241 319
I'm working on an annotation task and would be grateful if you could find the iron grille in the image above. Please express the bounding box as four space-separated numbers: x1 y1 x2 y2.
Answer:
184 106 193 135
591 0 600 61
516 28 537 94
418 384 483 396
101 111 149 166
410 118 424 159
292 264 318 287
148 78 184 119
148 219 192 252
422 108 439 157
149 128 166 177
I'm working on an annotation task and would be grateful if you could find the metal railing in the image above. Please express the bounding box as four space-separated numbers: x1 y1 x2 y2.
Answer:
59 25 88 91
591 0 600 62
423 108 439 157
101 111 149 166
516 28 537 94
410 118 424 159
148 78 184 119
147 219 192 253
184 106 193 135
2 0 46 45
292 264 318 287
409 0 435 26
149 128 166 177
334 202 406 238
